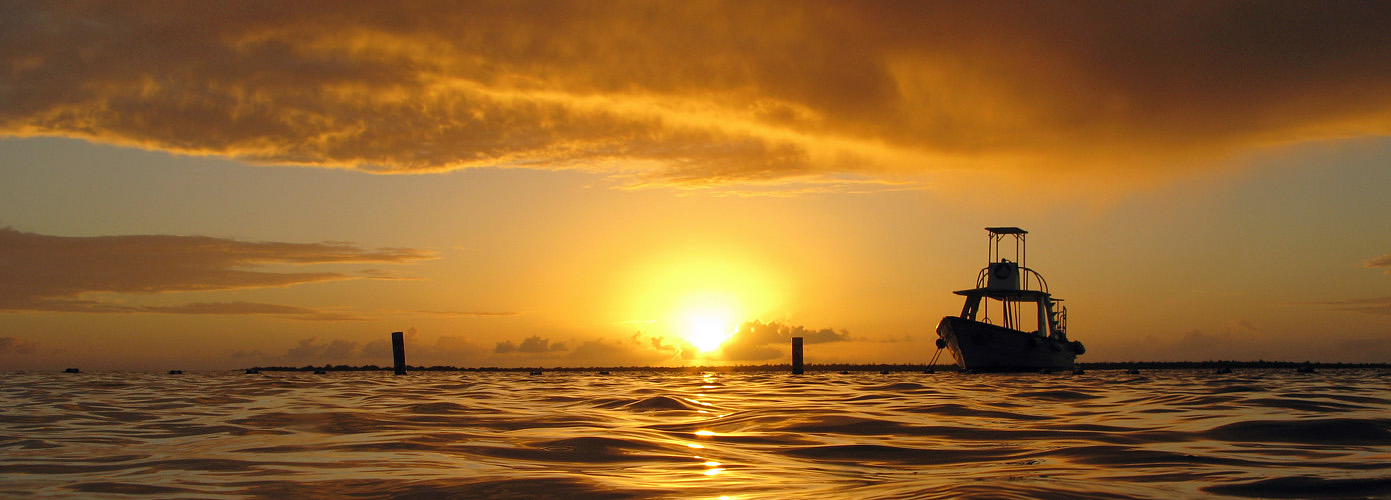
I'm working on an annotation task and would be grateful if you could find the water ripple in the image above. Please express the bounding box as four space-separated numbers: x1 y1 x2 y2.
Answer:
1 369 1389 499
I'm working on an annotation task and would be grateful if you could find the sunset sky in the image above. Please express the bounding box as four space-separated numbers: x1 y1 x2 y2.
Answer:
2 1 1389 370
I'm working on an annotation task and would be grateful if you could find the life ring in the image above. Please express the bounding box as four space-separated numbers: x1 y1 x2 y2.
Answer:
992 262 1013 280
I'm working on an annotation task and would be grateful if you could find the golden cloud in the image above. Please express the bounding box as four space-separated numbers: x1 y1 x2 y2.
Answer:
1366 254 1391 274
3 2 1389 189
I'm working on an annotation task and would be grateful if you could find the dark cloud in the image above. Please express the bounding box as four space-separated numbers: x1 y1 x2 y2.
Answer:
718 320 851 362
360 327 492 364
0 337 39 354
4 2 1388 189
362 327 418 359
426 335 489 364
0 227 432 314
518 335 566 353
284 337 361 363
496 335 569 354
286 328 491 366
637 332 695 360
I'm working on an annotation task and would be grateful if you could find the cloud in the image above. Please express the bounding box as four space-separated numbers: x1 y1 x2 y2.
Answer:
243 327 679 368
229 349 270 359
717 320 851 362
638 331 696 360
0 337 39 354
0 227 432 314
1131 329 1243 362
495 335 569 354
566 338 676 367
1311 297 1391 316
650 336 675 352
284 327 491 366
285 337 361 363
137 301 368 321
4 2 1389 191
518 336 567 353
1124 320 1274 361
1366 254 1391 274
395 309 524 318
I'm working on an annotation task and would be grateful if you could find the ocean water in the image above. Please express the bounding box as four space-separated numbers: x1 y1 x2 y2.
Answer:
2 369 1389 499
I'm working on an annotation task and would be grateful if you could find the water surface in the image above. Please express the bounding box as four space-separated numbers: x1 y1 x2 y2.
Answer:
2 369 1389 499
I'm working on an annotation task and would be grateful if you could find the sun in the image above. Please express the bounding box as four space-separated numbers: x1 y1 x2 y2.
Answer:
614 247 786 355
682 309 736 352
669 290 740 353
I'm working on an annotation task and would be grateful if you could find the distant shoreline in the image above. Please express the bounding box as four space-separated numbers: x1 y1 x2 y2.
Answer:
240 360 1391 373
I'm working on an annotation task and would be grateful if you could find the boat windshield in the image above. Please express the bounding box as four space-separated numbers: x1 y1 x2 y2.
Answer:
958 290 1059 338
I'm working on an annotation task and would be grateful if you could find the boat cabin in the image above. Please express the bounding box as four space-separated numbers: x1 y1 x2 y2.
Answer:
953 287 1067 341
952 227 1069 341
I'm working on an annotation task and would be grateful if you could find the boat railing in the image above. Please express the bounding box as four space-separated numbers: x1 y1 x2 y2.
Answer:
1023 267 1050 294
974 266 1051 294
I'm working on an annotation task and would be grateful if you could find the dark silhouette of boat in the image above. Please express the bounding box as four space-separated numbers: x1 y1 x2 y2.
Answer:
935 227 1085 371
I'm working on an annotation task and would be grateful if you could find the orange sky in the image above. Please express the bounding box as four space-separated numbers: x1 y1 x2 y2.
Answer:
2 2 1390 370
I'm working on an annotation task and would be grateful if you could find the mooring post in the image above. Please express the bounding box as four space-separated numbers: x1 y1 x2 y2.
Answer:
792 337 804 374
391 331 407 375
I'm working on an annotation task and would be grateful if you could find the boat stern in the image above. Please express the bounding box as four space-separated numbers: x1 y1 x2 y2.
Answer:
936 316 1079 372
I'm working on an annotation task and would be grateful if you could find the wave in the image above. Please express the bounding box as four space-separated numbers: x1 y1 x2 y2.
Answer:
2 368 1389 499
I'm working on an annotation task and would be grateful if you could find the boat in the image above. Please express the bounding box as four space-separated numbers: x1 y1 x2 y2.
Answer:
934 227 1085 372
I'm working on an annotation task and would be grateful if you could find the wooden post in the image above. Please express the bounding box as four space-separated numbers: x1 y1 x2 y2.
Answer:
792 337 804 374
391 331 407 375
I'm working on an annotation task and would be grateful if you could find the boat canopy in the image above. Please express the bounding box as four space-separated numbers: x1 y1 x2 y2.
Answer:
985 227 1027 235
